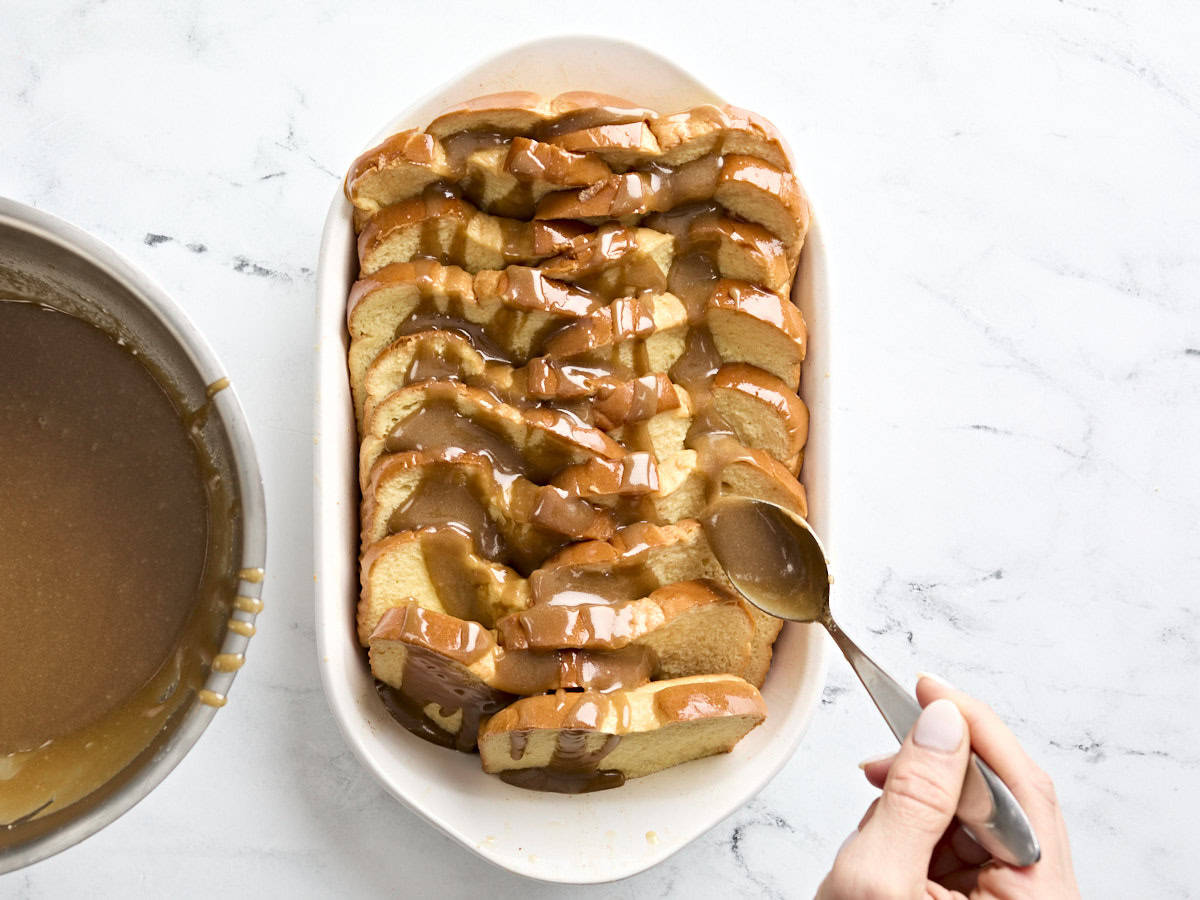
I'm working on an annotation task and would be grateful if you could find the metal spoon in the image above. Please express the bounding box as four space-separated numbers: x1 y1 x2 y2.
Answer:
701 496 1041 868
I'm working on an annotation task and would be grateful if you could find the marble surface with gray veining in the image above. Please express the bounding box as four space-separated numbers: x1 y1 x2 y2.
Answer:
3 2 1198 897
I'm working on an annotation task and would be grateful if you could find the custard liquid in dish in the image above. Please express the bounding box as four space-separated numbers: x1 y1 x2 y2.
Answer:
342 91 812 792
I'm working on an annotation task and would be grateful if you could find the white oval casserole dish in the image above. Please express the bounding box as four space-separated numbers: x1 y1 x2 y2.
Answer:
313 36 831 883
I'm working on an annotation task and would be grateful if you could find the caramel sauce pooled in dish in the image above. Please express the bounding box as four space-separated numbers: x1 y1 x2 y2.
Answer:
0 300 214 822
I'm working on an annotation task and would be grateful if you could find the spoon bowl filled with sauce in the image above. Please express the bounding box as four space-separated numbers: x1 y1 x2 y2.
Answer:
702 496 1041 868
0 199 266 874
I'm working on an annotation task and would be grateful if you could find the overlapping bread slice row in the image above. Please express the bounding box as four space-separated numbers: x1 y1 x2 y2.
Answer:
345 92 810 789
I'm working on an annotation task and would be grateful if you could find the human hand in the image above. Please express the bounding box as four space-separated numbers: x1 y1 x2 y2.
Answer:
816 676 1080 899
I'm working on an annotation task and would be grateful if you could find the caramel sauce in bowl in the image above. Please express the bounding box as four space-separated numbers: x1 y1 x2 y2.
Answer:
0 199 266 874
314 38 831 884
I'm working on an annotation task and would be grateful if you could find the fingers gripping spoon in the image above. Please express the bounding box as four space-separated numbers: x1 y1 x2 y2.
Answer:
701 497 1041 868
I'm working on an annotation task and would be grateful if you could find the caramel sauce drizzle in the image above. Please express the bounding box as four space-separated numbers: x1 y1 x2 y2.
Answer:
351 99 806 781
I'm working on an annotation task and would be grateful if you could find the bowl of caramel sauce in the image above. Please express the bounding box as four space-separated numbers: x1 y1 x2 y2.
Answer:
0 199 266 873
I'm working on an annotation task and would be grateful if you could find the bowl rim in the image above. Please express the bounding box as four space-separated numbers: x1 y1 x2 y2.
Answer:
0 197 268 874
312 34 832 884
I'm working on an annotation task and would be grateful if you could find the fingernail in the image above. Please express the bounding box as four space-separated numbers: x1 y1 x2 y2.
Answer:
913 698 964 752
856 752 894 770
917 671 955 689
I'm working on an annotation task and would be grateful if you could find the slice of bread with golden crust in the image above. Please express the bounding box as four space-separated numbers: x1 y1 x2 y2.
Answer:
346 260 477 421
489 580 758 680
711 364 809 474
684 214 794 290
546 120 661 169
358 526 530 644
362 332 683 431
504 136 614 193
344 129 445 216
371 604 654 697
477 675 767 791
706 280 807 389
540 292 690 372
360 450 615 573
426 91 551 138
348 262 601 421
715 156 809 257
648 104 791 170
345 130 614 222
426 91 655 141
537 224 674 297
360 331 511 424
358 380 626 490
357 193 589 275
369 603 517 752
536 155 809 258
368 603 653 751
502 520 784 686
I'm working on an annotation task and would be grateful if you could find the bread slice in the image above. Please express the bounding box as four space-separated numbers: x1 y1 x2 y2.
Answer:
711 364 809 473
533 281 806 394
426 91 551 139
357 526 530 644
685 213 794 290
363 331 682 431
357 193 590 275
452 138 614 219
547 120 662 169
537 224 674 297
367 578 761 752
501 521 732 644
505 136 614 191
344 129 445 216
536 154 808 257
478 675 767 791
358 380 626 490
505 519 785 686
541 292 690 371
706 280 808 389
426 90 655 140
369 604 518 752
371 604 654 696
715 156 809 255
368 603 654 750
360 331 512 424
346 260 476 421
492 579 757 679
648 104 792 170
346 129 613 221
360 450 615 573
348 262 602 422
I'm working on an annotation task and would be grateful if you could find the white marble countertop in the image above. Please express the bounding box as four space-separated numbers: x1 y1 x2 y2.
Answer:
4 2 1199 897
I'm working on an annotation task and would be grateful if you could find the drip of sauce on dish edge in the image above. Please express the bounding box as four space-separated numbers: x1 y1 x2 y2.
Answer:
0 298 228 825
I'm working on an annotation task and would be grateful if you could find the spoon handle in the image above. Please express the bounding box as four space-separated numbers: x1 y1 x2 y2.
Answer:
822 618 1041 868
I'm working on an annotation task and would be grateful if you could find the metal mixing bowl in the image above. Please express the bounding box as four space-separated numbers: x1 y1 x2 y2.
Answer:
0 198 267 873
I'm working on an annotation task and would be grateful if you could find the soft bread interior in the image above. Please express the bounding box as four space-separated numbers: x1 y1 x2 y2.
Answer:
478 675 766 785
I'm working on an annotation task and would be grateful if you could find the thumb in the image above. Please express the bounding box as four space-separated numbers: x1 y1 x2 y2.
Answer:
853 698 970 882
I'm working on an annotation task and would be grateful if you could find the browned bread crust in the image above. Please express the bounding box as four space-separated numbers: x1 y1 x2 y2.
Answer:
343 91 811 787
